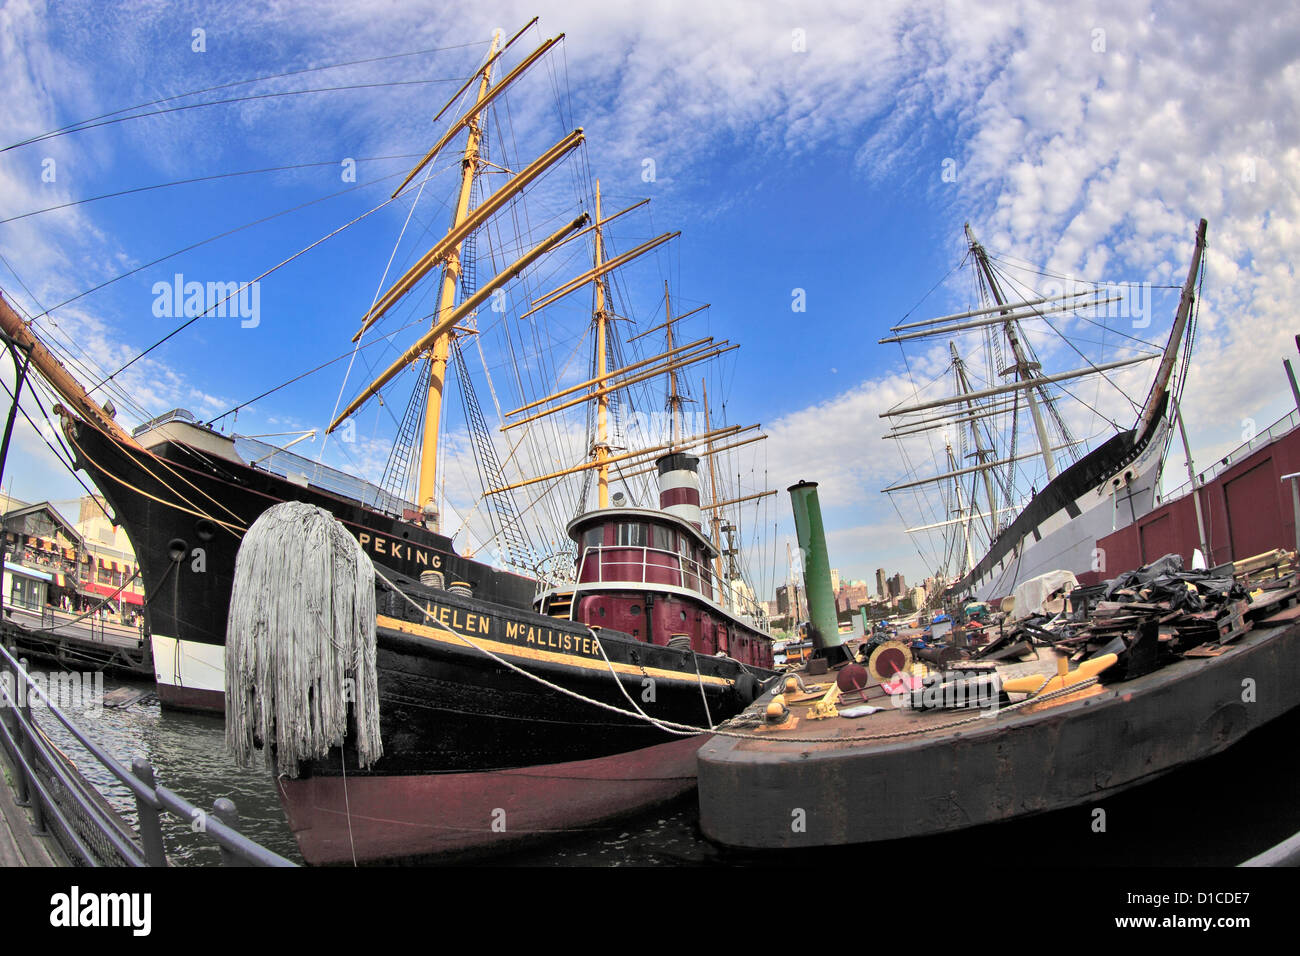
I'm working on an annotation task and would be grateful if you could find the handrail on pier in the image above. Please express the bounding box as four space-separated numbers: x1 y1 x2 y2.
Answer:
0 640 295 867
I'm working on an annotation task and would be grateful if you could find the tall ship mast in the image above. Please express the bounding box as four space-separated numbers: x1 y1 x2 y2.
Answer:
880 219 1208 603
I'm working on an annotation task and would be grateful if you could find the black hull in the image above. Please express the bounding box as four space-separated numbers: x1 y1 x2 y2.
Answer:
64 417 537 662
953 391 1170 597
300 582 764 779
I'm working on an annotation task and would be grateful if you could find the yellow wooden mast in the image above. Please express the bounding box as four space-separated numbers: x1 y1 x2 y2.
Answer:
415 31 500 525
593 180 610 508
702 378 724 595
665 281 682 449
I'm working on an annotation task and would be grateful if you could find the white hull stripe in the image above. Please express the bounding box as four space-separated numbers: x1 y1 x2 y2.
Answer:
151 634 226 693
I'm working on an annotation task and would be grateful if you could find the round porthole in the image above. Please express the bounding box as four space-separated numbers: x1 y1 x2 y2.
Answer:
630 605 641 616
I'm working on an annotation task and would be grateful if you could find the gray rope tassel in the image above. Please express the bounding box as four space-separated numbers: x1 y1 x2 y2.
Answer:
225 501 382 776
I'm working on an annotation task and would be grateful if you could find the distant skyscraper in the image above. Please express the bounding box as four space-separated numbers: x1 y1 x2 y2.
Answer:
875 568 886 599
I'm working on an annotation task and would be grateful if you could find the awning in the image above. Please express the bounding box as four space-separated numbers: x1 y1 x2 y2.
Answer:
4 561 52 582
82 581 144 606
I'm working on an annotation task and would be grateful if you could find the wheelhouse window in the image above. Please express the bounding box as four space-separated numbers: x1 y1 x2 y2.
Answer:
616 523 646 547
651 525 674 552
582 527 604 550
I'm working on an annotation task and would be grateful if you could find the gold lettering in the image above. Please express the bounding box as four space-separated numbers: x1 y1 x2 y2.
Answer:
506 621 520 640
359 533 371 548
416 550 428 567
375 537 386 555
526 626 536 644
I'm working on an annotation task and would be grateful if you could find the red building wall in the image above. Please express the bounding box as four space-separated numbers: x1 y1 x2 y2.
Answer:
1087 424 1300 580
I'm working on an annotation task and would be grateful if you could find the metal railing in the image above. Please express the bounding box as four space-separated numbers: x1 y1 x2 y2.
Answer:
4 600 143 644
576 545 717 603
0 640 294 867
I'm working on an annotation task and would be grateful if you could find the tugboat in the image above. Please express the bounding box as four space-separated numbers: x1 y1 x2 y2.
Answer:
263 449 771 864
536 453 772 665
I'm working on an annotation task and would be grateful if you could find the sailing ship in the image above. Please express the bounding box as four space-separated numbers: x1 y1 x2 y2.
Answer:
880 220 1209 603
2 21 777 858
0 20 776 716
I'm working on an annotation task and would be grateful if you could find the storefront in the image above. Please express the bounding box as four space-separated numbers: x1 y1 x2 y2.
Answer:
3 561 51 611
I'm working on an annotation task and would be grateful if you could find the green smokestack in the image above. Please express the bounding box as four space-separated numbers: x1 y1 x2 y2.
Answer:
787 480 843 650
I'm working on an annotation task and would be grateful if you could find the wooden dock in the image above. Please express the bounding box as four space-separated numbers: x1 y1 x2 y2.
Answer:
1 605 152 677
0 738 67 866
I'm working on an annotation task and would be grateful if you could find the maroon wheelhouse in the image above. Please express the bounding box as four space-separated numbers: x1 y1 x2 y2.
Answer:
537 454 773 669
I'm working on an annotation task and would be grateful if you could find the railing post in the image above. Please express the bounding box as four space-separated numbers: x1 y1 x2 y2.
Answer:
9 659 29 807
18 675 46 833
131 758 169 867
212 798 243 866
1285 473 1300 557
0 647 13 744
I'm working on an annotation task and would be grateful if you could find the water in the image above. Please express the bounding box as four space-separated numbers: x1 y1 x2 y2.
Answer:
31 674 301 866
28 671 1300 867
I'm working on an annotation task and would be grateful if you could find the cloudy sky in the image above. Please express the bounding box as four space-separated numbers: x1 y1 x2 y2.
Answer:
1 0 1297 598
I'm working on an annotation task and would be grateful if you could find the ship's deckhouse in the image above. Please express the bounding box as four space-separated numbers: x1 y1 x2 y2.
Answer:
569 506 718 599
535 452 772 668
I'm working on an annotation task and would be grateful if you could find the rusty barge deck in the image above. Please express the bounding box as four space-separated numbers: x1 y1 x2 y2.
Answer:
697 604 1300 851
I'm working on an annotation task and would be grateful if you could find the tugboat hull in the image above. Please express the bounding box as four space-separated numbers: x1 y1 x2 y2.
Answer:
280 736 702 864
270 586 770 863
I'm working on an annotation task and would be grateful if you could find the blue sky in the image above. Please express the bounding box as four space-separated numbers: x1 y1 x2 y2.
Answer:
2 0 1298 600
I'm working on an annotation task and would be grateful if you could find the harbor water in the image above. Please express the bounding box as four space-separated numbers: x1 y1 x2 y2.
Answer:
28 671 1300 867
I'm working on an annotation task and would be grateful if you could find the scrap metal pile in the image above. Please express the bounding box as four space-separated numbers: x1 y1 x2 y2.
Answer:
967 549 1299 683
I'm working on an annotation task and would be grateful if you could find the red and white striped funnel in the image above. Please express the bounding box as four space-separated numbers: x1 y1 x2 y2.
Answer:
657 453 702 528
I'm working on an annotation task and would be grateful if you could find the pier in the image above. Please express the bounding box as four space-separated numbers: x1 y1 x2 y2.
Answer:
2 604 152 678
0 639 293 867
0 734 65 865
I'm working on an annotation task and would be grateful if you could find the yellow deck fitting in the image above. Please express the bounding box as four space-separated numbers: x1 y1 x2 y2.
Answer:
805 683 842 720
1000 652 1117 696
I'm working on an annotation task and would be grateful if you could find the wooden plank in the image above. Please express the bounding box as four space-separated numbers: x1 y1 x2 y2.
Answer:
1261 604 1300 625
0 747 64 867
